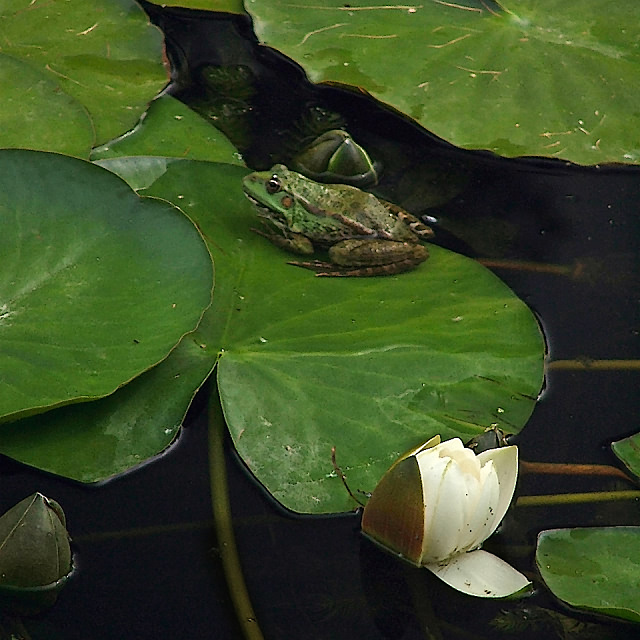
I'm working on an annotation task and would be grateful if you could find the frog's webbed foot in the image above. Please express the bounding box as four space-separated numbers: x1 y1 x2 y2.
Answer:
384 202 435 240
288 259 423 277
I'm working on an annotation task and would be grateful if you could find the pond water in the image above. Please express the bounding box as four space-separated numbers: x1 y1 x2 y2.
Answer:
2 4 640 639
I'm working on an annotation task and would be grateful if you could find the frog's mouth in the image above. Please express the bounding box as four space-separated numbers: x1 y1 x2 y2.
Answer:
245 194 287 235
245 196 288 230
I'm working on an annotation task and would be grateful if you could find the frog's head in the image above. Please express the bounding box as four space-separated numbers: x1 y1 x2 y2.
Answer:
242 164 300 226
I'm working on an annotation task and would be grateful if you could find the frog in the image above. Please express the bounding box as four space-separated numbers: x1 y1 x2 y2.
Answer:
242 164 433 277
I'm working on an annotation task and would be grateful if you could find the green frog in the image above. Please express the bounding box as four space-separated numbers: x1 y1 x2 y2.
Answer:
242 164 433 276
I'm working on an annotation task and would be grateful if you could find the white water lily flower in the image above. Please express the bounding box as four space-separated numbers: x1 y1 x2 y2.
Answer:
361 435 530 598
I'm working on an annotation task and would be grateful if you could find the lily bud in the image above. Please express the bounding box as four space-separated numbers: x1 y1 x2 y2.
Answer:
291 130 380 187
0 493 73 614
361 435 530 598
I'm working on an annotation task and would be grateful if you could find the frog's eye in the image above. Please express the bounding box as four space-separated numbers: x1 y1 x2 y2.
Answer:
266 175 282 194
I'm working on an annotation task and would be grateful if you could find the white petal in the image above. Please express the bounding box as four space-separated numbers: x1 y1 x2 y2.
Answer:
414 434 441 454
446 445 482 479
419 456 468 562
456 462 500 552
395 435 441 467
425 549 531 598
418 454 453 561
432 437 465 459
477 445 518 533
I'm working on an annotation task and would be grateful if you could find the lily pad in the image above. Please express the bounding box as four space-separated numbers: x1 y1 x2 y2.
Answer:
0 150 213 424
0 159 223 482
91 95 243 166
0 53 94 157
143 161 543 514
0 159 542 490
0 334 216 482
536 527 640 624
611 432 640 480
93 157 187 192
245 0 640 166
0 0 167 149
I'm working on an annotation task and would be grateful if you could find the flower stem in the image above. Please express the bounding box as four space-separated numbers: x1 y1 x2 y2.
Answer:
209 388 264 640
520 460 632 482
477 258 580 277
516 490 640 507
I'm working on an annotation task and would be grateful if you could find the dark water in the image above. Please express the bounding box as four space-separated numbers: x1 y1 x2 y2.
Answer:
2 4 639 639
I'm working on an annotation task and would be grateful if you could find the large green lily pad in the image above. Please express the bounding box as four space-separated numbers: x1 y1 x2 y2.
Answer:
0 0 167 149
245 0 640 166
0 159 542 494
0 150 213 424
146 161 543 514
537 527 640 624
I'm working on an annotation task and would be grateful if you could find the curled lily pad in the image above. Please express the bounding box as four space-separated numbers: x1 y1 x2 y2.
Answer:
0 493 72 614
90 95 243 166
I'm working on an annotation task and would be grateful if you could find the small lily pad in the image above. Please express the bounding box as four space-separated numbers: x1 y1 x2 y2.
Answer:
536 527 640 624
91 95 243 166
611 432 640 480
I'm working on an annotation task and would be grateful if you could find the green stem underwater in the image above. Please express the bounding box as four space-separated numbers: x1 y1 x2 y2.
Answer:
209 389 265 640
516 490 640 507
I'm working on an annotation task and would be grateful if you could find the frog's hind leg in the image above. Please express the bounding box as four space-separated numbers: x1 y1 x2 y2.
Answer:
390 206 434 240
288 258 423 277
287 259 334 273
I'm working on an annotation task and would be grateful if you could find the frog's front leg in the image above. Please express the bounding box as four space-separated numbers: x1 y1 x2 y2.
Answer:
291 238 428 277
252 226 314 255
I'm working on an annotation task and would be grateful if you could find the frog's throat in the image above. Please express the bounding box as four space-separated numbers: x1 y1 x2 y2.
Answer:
248 199 289 232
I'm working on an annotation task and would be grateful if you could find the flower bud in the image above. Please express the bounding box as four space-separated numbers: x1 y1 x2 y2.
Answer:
362 435 530 597
291 130 380 187
0 493 72 614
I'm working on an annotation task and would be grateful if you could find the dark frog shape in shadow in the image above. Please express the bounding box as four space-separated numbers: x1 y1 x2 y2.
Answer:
243 165 433 277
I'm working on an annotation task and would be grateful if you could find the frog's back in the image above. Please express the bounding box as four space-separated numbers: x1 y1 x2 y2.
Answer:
348 193 418 241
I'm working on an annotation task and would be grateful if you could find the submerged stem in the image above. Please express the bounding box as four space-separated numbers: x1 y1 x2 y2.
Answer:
516 490 640 506
520 460 632 482
209 389 264 640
